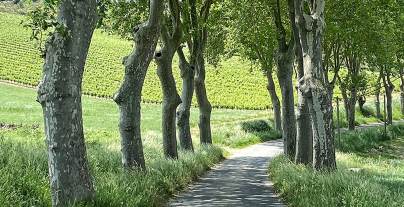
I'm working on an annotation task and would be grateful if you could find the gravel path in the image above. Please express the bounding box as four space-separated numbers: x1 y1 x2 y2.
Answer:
168 139 285 207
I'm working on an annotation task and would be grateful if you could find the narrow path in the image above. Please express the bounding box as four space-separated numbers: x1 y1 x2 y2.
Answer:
168 140 285 207
169 121 404 207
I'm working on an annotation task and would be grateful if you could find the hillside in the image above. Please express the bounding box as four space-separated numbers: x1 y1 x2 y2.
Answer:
0 12 272 110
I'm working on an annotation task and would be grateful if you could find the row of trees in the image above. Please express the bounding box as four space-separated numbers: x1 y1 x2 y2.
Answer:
31 0 402 206
226 0 402 167
34 0 220 206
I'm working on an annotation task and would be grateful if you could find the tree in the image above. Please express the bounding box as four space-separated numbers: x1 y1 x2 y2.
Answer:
191 0 214 144
366 0 401 125
294 0 336 170
34 1 98 205
227 0 282 132
155 0 183 159
176 46 195 151
292 1 312 165
272 0 297 159
113 0 164 168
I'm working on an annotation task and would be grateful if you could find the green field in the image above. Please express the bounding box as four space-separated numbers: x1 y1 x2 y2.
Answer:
0 83 281 206
269 125 404 207
0 12 273 110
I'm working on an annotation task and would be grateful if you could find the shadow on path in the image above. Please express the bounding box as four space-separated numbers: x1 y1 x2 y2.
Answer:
168 140 285 207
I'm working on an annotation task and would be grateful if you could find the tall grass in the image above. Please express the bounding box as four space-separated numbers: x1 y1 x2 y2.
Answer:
336 124 404 152
0 126 223 206
269 124 404 207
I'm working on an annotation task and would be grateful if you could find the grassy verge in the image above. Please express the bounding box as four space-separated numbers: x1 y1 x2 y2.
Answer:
269 124 404 207
0 83 281 206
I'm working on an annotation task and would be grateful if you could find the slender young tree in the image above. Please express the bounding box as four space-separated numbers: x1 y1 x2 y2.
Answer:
36 1 98 205
114 0 164 168
294 0 336 170
155 0 183 159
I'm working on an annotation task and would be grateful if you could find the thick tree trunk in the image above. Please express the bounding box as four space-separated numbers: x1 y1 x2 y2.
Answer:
291 1 312 165
37 1 97 205
176 47 194 151
276 50 297 159
294 45 313 165
114 0 163 169
195 55 212 144
295 0 336 170
266 69 282 132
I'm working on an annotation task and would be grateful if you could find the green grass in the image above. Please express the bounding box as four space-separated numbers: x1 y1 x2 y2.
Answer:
332 96 404 128
269 125 404 207
0 83 282 206
0 11 272 110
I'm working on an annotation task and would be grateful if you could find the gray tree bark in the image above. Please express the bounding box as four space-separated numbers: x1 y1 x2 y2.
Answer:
382 68 394 125
114 0 164 169
276 53 297 159
177 46 195 151
37 1 97 206
273 0 297 159
188 0 213 144
195 55 212 144
347 93 357 130
155 1 182 159
265 69 282 132
295 0 336 170
291 0 312 165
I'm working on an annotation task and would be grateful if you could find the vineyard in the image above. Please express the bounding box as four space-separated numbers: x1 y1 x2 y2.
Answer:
0 12 273 110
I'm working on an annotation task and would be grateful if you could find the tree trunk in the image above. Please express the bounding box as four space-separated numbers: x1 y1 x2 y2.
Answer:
382 68 395 125
291 0 312 165
155 1 183 159
276 50 297 159
386 88 393 125
375 92 382 119
295 0 336 170
266 69 282 132
375 75 382 119
176 47 194 151
358 96 366 115
294 42 312 165
195 55 212 144
37 1 97 205
156 46 182 159
114 0 164 169
347 94 357 130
